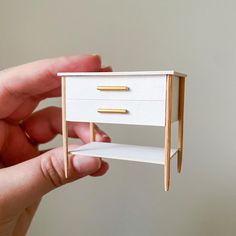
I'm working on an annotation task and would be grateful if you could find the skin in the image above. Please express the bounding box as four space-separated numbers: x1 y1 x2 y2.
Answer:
0 55 112 236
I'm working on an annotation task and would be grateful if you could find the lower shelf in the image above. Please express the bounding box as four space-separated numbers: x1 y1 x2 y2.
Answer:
70 142 178 165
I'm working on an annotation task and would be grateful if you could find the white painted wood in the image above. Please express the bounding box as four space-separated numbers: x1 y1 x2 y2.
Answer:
65 75 166 101
70 142 178 165
58 70 187 77
66 99 166 126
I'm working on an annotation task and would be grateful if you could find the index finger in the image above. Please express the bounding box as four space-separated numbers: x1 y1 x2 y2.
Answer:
0 55 101 118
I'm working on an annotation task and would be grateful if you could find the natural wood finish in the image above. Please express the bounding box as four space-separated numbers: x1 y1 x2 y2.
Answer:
97 86 129 91
97 108 128 114
90 122 96 142
177 77 186 173
62 77 69 178
164 75 173 191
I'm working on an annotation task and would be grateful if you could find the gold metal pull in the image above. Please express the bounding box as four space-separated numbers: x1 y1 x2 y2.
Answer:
96 86 129 91
97 108 128 114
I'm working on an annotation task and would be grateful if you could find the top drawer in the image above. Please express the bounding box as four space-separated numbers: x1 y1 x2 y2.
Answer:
65 75 166 101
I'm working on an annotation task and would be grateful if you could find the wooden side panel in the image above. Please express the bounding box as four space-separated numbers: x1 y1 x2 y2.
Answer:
171 76 179 122
61 77 69 178
177 77 186 173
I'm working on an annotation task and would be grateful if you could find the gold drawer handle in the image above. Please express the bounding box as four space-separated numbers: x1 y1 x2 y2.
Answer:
97 108 128 114
96 86 129 91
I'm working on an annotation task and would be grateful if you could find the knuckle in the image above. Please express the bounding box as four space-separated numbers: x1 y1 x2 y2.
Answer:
40 152 65 188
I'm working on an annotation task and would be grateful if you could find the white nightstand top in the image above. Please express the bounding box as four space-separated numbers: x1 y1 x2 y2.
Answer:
58 70 187 77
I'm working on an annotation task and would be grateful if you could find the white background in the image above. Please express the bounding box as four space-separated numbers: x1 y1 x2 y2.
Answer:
0 0 236 235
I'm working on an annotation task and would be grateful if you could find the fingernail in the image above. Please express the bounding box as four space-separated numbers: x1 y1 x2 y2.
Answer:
100 65 113 72
72 155 101 175
102 65 112 69
92 54 101 61
95 133 102 141
95 132 110 142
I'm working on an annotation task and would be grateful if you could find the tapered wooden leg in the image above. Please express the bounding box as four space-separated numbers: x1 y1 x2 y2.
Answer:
90 122 95 142
164 75 173 191
62 77 69 178
177 77 185 173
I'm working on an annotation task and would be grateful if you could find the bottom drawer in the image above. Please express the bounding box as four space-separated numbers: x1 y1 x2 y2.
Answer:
66 99 166 126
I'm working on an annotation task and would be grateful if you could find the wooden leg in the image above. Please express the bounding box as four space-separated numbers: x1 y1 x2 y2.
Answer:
164 75 173 191
90 122 95 142
62 77 69 178
177 77 185 173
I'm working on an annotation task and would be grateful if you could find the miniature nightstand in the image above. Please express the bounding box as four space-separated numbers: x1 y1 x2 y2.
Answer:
58 71 187 191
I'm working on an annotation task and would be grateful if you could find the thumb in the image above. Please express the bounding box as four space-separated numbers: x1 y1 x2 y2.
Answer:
0 146 102 212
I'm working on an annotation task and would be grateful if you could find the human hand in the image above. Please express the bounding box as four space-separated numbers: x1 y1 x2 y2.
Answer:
0 55 111 236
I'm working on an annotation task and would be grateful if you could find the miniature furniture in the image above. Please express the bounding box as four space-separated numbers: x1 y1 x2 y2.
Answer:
58 71 187 191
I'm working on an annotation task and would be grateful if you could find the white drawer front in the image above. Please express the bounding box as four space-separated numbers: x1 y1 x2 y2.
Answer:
66 100 166 126
65 75 166 101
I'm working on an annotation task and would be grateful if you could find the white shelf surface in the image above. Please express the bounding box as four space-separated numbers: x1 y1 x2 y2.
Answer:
71 142 178 165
